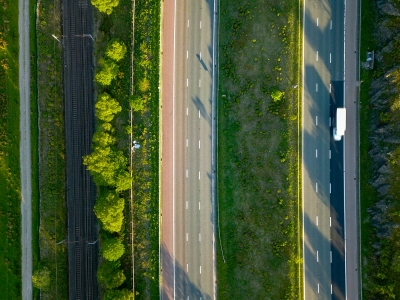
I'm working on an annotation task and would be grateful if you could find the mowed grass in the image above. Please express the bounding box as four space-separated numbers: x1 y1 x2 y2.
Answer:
217 0 301 299
35 0 68 298
0 0 22 298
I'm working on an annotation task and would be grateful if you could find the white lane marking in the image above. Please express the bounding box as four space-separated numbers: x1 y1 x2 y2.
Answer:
329 150 331 159
316 116 318 126
200 21 202 29
187 50 188 59
188 20 189 27
318 283 320 293
317 250 319 262
330 183 331 193
199 171 201 180
186 233 188 241
186 139 188 147
186 170 188 178
331 284 333 294
330 20 332 30
316 83 318 92
316 149 318 158
316 51 318 61
330 217 332 227
199 202 201 210
186 107 188 116
187 78 188 87
199 233 201 241
199 79 201 87
199 140 201 148
317 17 319 26
200 266 202 274
199 110 200 118
330 251 332 263
316 216 318 226
186 201 188 209
330 83 332 93
316 182 318 193
330 53 331 63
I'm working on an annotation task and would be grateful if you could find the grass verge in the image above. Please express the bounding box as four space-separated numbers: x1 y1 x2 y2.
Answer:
217 0 301 298
35 0 68 298
0 0 22 298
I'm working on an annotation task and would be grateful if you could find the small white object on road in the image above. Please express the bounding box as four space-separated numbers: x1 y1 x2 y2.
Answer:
331 284 333 294
186 170 188 178
200 51 201 60
186 201 188 209
330 217 332 227
330 20 332 30
199 110 200 118
329 150 331 159
316 182 318 193
188 19 190 27
199 171 201 180
316 51 318 61
199 202 201 210
199 233 201 241
330 83 331 93
187 50 188 59
316 216 318 226
187 139 188 147
316 83 318 92
200 21 202 29
317 18 319 26
317 250 319 262
330 53 331 63
200 266 202 274
199 79 201 87
316 116 318 126
330 251 332 263
316 149 318 158
186 233 188 241
187 107 188 116
187 264 189 272
330 183 331 193
199 140 201 148
187 78 189 87
318 283 320 293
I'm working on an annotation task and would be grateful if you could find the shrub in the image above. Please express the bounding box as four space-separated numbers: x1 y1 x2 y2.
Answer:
106 40 127 62
101 237 125 261
95 93 122 122
104 289 134 300
97 261 126 289
95 60 119 86
32 266 51 291
93 190 124 232
91 0 120 15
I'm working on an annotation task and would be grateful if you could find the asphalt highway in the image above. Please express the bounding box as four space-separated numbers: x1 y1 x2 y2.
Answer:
62 0 98 299
302 0 348 298
161 0 217 298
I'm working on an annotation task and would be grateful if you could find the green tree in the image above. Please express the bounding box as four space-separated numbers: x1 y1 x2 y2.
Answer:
116 171 132 192
96 93 122 122
83 146 128 186
91 0 120 15
104 289 133 300
94 190 124 232
97 261 126 289
93 131 116 147
129 95 146 113
101 237 125 261
106 40 127 62
95 60 119 86
32 266 51 291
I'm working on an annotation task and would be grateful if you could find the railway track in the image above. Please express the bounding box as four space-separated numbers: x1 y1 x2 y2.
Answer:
62 0 97 299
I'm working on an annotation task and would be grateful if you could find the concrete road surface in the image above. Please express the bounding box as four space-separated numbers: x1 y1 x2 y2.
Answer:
161 0 217 298
19 0 32 298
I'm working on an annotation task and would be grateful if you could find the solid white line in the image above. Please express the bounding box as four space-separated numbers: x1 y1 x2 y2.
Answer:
330 53 332 63
316 83 318 92
173 0 177 295
318 283 320 293
329 150 331 159
316 51 318 61
317 17 319 26
316 149 318 158
330 251 332 263
199 202 201 210
186 201 188 209
316 182 318 193
316 116 318 126
199 140 201 149
330 20 332 30
200 21 202 29
186 139 188 147
316 216 318 226
199 79 201 87
317 250 319 262
199 233 201 241
199 171 201 180
330 217 332 227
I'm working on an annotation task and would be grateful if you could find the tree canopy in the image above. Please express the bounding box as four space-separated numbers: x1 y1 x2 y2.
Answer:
95 60 119 86
106 40 127 62
97 261 126 289
91 0 120 15
32 266 51 291
104 289 134 300
129 95 146 113
93 190 124 232
101 237 125 261
95 93 122 122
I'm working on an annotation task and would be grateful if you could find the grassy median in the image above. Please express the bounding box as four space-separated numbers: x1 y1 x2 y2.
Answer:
217 0 301 298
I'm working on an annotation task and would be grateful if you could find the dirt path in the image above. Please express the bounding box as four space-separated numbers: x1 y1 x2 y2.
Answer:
18 0 32 298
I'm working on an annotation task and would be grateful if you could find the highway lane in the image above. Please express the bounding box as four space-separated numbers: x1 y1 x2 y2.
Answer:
303 0 346 298
161 0 216 298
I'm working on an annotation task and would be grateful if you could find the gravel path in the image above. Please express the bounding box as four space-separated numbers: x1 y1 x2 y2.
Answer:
18 0 32 298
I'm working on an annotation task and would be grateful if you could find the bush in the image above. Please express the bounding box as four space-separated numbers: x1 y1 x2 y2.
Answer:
106 40 127 62
95 60 119 86
104 289 133 300
94 190 124 232
95 93 122 122
97 260 126 289
101 237 125 261
32 266 51 291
